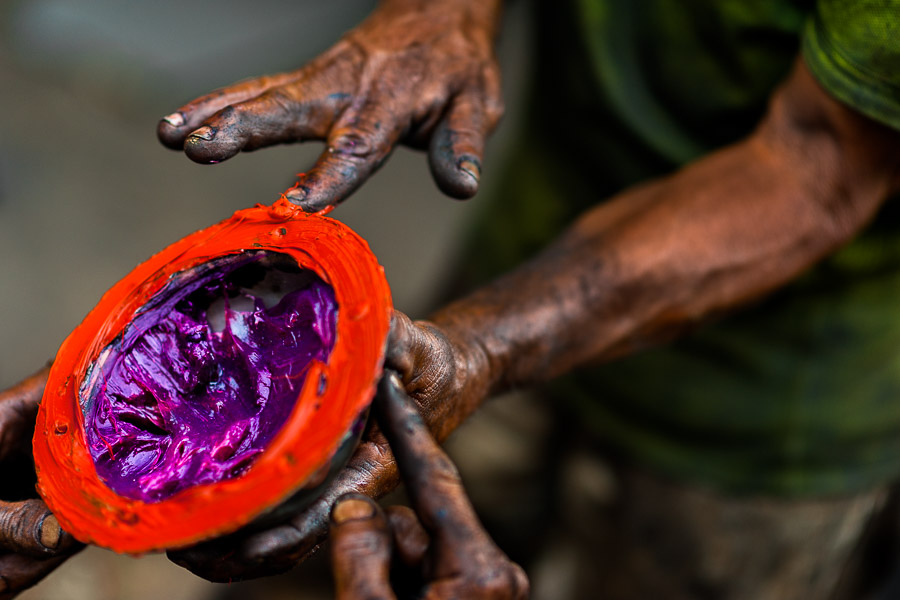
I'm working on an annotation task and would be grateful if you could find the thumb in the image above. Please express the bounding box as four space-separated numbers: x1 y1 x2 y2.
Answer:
0 500 78 558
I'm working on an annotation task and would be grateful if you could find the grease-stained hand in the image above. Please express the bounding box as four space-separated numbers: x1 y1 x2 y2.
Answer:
0 367 83 599
167 310 492 582
157 0 503 211
329 371 527 599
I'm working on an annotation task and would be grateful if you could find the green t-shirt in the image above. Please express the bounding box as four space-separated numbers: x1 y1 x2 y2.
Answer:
462 0 900 496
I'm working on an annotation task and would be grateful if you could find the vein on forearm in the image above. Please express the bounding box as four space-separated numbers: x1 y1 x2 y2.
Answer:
433 59 900 396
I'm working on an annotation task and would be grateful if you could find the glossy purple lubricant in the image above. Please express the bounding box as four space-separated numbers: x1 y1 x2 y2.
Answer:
80 252 337 502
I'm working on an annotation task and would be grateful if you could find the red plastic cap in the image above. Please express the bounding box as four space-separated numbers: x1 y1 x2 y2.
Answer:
33 200 392 553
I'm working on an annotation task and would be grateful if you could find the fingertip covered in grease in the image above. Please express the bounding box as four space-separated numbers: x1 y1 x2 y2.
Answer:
156 116 187 150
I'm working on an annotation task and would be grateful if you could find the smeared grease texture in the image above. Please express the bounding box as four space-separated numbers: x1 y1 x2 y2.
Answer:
81 252 337 502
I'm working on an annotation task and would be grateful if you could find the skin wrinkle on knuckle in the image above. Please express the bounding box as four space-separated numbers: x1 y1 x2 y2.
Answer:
410 470 462 514
329 130 379 160
344 457 387 484
334 529 390 558
1 503 47 554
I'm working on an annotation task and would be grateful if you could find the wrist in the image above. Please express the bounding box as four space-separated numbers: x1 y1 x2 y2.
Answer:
372 0 502 40
429 309 501 403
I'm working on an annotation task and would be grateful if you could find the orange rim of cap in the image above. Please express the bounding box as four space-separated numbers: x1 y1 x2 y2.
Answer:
33 200 392 553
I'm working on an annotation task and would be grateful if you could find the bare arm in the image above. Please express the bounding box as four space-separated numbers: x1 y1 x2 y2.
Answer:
428 58 900 401
168 57 900 582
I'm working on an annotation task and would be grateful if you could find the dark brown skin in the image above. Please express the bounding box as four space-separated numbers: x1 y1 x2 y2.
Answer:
433 59 900 391
328 372 528 600
156 0 503 210
167 56 900 582
166 310 482 581
0 368 82 599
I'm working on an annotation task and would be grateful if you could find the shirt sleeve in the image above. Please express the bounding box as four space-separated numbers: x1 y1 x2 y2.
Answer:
802 0 900 131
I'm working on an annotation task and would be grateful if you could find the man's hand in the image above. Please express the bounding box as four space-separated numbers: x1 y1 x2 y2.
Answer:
0 368 82 599
157 0 503 211
329 372 528 600
167 310 492 582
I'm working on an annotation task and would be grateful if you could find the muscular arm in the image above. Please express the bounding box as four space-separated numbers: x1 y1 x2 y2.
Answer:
168 57 900 582
429 59 900 403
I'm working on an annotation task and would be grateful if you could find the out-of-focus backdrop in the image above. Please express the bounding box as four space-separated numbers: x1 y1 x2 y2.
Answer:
0 1 534 598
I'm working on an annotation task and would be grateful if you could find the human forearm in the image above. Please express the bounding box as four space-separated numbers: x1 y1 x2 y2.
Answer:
372 0 504 39
432 59 900 395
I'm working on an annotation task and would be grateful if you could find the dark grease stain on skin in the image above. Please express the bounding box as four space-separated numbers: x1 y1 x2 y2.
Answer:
81 252 337 502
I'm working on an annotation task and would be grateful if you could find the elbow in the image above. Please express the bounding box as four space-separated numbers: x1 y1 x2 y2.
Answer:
755 60 900 249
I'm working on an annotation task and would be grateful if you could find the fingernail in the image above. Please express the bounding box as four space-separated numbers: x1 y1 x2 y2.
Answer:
387 371 402 389
162 112 185 127
188 126 216 142
285 187 307 204
40 514 62 550
333 498 376 524
458 159 480 183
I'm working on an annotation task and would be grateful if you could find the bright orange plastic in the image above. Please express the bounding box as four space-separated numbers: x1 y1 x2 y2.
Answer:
33 200 392 553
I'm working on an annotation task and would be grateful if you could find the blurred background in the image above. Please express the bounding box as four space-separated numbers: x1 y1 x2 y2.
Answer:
0 0 536 598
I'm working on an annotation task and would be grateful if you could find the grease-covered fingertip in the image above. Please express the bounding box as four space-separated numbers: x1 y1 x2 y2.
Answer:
183 126 243 165
284 186 308 206
431 155 482 200
157 117 188 150
285 188 334 215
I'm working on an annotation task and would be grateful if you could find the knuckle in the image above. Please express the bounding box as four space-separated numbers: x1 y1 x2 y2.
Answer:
261 88 297 115
335 532 388 558
429 454 462 482
328 128 380 159
4 501 35 534
215 105 237 122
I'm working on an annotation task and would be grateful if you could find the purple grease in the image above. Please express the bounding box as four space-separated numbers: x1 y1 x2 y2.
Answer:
81 252 337 502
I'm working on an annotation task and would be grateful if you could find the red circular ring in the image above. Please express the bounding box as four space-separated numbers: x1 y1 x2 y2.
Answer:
33 200 392 553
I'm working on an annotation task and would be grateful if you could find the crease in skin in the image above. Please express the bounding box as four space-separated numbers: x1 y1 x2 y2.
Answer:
80 252 337 503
